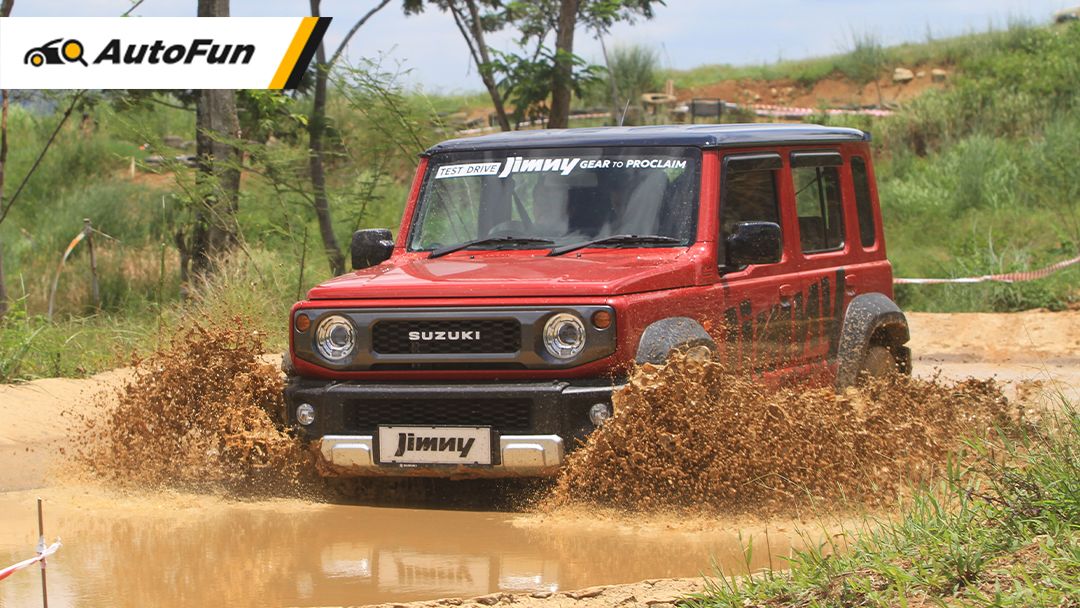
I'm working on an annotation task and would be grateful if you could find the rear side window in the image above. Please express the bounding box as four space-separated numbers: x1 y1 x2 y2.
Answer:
851 156 877 247
720 154 782 265
793 165 844 253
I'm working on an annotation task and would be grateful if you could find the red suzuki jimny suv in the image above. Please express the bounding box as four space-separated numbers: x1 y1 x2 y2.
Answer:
285 123 912 479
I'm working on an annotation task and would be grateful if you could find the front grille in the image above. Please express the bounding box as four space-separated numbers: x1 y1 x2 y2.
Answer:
370 363 527 371
343 399 532 433
372 319 520 354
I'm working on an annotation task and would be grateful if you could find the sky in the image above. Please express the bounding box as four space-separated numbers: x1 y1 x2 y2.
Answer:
10 0 1074 92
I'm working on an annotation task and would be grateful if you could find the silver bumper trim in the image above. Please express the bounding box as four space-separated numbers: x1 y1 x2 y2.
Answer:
317 434 565 478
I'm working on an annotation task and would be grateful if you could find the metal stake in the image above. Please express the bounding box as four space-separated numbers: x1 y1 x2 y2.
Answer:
37 498 48 608
84 218 100 311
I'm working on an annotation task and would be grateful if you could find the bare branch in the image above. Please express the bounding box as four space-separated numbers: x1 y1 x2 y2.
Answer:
122 0 144 17
327 0 393 68
448 2 484 70
0 91 84 227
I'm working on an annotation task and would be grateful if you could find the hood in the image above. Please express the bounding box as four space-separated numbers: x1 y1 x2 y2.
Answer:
306 249 701 300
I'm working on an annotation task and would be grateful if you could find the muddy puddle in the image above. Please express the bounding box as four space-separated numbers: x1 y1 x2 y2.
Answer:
0 488 826 607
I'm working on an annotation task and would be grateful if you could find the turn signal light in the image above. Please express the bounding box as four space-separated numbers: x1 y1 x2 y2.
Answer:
591 310 612 330
295 313 311 332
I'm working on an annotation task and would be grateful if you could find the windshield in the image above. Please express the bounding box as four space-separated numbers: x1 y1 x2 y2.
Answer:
408 146 701 253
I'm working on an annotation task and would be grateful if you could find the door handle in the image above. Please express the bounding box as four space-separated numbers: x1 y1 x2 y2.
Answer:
778 284 797 299
845 274 858 296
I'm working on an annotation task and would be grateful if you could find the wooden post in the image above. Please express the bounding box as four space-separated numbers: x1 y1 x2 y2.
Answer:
84 218 100 311
37 498 49 608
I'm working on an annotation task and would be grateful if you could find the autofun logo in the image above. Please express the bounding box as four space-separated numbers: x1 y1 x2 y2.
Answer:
25 38 255 68
24 38 88 67
0 17 331 90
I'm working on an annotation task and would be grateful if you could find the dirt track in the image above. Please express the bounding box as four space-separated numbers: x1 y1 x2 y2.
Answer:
0 311 1077 607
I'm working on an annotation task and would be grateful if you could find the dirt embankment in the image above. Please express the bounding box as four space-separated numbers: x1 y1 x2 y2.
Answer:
679 66 949 109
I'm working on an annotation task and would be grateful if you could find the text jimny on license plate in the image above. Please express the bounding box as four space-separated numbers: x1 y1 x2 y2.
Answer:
377 426 493 465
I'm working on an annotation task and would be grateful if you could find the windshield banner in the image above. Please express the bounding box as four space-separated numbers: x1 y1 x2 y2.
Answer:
435 156 688 180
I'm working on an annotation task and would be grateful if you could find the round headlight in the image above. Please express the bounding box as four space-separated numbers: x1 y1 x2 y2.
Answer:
315 315 356 362
543 313 586 359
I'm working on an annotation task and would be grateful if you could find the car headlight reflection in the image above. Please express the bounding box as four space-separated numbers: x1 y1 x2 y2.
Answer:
315 315 356 362
543 313 586 359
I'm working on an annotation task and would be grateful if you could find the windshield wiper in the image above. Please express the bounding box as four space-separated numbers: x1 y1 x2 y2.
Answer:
429 236 555 259
547 234 681 257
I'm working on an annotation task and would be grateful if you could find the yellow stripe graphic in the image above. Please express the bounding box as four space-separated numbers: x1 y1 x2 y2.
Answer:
269 17 317 89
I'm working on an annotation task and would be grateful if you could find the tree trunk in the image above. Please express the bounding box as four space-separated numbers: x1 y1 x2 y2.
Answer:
0 89 8 318
309 0 346 276
192 0 241 277
458 0 512 132
548 0 579 129
0 1 12 317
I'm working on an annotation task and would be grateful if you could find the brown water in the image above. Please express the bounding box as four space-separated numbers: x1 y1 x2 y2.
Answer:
0 488 824 607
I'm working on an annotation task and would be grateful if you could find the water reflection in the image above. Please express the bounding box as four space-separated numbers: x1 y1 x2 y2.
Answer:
0 492 805 607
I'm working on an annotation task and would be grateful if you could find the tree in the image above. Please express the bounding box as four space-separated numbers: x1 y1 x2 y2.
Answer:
308 0 392 276
190 0 242 278
403 0 513 132
489 46 599 127
548 0 580 129
509 0 663 129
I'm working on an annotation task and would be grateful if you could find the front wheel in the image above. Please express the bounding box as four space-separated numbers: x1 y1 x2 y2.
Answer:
857 345 897 382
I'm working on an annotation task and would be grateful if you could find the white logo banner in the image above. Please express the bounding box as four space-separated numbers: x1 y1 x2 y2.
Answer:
0 17 330 89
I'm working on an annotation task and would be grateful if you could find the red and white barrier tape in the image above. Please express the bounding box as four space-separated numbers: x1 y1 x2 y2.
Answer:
0 540 61 583
894 254 1080 285
747 103 894 118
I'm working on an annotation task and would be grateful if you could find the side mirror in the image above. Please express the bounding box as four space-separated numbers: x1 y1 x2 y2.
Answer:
351 229 394 270
725 221 781 267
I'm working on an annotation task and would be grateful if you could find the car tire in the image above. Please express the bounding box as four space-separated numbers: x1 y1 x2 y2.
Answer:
858 345 896 382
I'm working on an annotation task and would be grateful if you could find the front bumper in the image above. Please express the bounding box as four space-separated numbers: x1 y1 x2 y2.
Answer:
285 378 620 478
317 434 565 478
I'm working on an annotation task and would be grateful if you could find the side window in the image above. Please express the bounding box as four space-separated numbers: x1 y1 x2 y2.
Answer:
720 153 782 266
851 156 877 248
791 152 844 253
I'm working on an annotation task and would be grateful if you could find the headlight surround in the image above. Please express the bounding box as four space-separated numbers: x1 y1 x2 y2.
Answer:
543 313 587 359
315 315 356 362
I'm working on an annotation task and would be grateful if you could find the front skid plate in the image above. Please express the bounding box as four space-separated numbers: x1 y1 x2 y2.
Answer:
315 434 564 479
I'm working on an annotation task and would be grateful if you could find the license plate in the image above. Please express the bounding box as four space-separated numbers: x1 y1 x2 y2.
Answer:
376 426 493 465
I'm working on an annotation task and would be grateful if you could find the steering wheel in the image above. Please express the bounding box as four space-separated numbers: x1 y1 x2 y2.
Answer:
486 221 525 237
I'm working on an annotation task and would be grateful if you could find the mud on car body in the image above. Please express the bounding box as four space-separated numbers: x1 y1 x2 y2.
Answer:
285 124 911 479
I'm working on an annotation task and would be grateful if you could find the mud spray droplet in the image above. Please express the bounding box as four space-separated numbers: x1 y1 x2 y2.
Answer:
71 317 315 495
546 355 1019 514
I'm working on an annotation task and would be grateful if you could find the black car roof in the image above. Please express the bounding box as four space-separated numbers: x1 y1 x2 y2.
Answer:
422 123 869 156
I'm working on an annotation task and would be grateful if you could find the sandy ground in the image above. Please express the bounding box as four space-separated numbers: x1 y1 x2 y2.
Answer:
360 577 711 608
0 311 1077 607
907 311 1080 403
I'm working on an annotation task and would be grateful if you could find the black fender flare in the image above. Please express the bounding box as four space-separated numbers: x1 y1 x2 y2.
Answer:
834 293 910 389
635 317 717 365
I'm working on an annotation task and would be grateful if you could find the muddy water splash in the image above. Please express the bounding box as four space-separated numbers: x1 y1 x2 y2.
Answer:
71 318 313 492
550 356 1017 513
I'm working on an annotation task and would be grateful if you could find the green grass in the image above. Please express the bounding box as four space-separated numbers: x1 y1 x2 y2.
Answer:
803 21 1080 311
665 19 1046 90
0 247 310 381
686 403 1080 607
